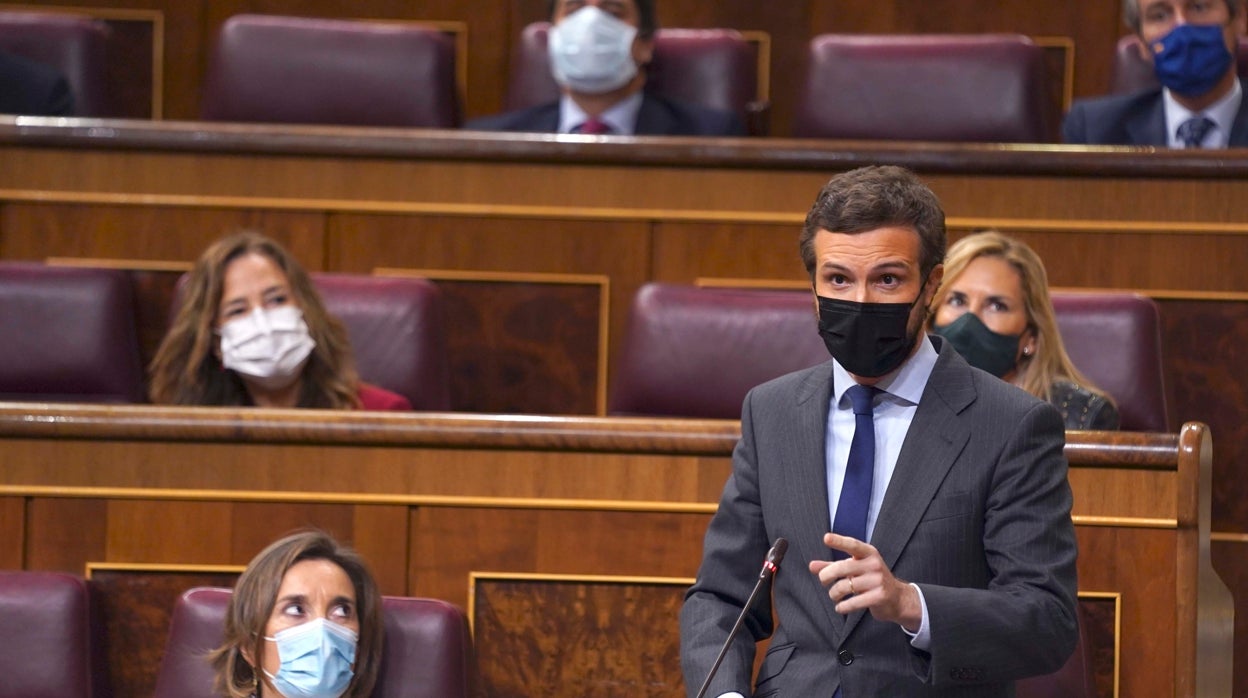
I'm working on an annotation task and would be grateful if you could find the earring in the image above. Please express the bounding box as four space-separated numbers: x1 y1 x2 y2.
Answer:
1022 346 1033 356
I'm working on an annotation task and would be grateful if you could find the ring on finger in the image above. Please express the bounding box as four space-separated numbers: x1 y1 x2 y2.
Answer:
848 576 855 595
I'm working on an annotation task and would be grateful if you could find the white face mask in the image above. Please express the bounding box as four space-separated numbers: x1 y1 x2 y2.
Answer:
218 305 316 392
547 5 639 94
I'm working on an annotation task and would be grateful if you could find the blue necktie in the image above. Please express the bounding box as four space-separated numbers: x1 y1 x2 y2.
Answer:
831 384 877 561
1177 115 1214 148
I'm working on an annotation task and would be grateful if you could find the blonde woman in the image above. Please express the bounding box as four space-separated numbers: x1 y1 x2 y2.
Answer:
929 231 1119 430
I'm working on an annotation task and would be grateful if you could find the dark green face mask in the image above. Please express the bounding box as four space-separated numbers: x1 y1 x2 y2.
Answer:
932 312 1021 378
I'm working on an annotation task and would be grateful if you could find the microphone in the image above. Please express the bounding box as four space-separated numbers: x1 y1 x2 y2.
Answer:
694 538 788 698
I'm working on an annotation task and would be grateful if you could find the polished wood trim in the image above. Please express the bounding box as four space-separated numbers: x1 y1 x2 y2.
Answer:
1033 35 1075 111
1210 532 1248 542
0 403 741 454
376 267 612 415
738 30 771 103
46 256 192 272
7 118 1248 177
949 216 1248 235
85 561 245 577
1072 516 1177 528
1078 591 1123 698
0 485 722 514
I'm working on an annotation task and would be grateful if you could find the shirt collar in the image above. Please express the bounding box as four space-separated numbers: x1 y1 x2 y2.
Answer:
1163 77 1242 148
831 333 939 408
557 91 644 135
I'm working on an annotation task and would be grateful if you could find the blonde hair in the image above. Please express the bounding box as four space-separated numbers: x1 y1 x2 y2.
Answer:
148 232 360 408
931 231 1113 404
210 530 384 698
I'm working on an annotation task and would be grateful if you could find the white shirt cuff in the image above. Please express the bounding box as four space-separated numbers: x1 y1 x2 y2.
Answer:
901 582 932 650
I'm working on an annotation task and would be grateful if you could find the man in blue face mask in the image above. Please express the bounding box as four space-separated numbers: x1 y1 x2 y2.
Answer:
464 0 743 136
681 166 1078 698
1063 0 1248 147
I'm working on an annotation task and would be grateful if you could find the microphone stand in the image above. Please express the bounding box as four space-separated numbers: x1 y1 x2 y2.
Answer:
694 538 787 698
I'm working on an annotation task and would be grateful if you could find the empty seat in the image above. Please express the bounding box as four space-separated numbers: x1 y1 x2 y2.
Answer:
312 273 451 410
0 262 146 403
505 23 766 132
1051 291 1168 432
793 34 1050 143
1109 34 1248 94
0 11 110 116
201 14 460 128
0 571 102 698
608 283 827 419
154 587 476 698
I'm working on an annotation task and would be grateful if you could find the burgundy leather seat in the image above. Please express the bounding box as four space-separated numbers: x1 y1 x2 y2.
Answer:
0 11 110 116
1110 34 1248 94
171 272 451 410
793 34 1050 142
201 14 460 128
608 283 827 419
505 23 766 133
0 571 102 698
1051 291 1168 432
153 587 476 698
311 273 451 411
0 262 145 403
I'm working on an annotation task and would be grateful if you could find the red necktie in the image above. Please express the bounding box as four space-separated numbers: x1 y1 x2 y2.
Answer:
577 117 612 135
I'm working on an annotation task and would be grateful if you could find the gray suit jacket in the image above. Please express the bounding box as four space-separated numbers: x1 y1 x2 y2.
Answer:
680 337 1078 697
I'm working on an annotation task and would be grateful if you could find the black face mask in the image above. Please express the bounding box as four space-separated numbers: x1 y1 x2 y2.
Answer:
932 312 1021 378
816 285 926 378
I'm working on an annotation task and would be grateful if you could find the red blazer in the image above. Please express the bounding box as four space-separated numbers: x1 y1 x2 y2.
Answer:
357 383 412 411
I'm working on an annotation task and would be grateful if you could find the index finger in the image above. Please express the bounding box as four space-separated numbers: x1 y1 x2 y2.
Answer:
824 532 874 559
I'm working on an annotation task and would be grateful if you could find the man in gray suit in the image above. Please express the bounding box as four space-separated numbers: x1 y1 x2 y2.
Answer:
680 166 1078 697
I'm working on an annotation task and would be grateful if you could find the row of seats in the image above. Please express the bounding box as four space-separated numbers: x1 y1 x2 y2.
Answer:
0 262 451 409
3 10 1230 140
0 571 475 698
0 262 1168 430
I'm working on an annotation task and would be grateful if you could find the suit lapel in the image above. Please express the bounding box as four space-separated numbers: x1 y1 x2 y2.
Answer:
841 343 975 641
1229 89 1248 146
1126 91 1168 145
634 94 677 135
784 362 849 636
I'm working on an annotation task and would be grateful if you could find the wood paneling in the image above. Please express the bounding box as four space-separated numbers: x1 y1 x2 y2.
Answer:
0 408 1229 696
89 568 241 697
0 497 23 568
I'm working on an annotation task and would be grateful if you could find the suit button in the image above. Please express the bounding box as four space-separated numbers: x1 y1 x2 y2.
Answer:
837 650 854 666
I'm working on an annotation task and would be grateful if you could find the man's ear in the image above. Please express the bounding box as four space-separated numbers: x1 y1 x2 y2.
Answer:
1131 34 1153 63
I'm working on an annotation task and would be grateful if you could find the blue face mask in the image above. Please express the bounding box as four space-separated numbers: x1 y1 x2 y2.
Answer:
932 312 1022 379
1152 23 1234 96
263 618 357 698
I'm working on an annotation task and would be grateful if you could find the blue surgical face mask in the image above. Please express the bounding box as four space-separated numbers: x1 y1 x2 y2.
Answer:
932 311 1022 379
1151 23 1234 96
547 6 639 94
263 618 357 698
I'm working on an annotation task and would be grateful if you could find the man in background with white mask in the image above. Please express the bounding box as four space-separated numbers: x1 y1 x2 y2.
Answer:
465 0 744 136
1063 0 1248 146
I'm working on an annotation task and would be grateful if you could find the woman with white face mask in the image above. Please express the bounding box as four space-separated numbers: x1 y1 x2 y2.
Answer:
210 531 384 698
927 231 1120 431
149 232 410 410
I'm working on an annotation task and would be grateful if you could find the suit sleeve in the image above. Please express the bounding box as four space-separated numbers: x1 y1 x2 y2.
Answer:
916 400 1079 684
1061 102 1089 144
680 389 774 697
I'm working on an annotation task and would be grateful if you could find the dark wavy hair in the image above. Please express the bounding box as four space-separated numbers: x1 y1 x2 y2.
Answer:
148 232 360 408
548 0 658 38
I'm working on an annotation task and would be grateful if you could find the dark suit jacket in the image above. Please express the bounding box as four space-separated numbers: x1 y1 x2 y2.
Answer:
680 337 1078 697
1062 86 1248 146
463 91 745 136
0 51 74 117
